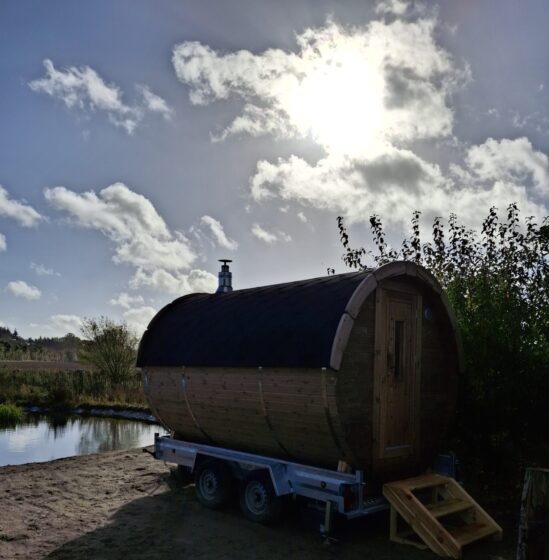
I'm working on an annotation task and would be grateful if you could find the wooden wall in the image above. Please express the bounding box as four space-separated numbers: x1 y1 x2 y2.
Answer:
143 365 349 468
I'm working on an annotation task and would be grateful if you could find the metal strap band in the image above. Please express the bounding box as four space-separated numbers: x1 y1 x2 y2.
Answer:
257 367 292 458
321 368 347 459
181 368 214 444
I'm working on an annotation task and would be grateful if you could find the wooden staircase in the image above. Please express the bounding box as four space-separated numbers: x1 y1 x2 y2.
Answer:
383 474 503 558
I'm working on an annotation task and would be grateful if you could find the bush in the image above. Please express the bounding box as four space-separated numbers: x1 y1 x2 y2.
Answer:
79 317 138 384
337 204 549 488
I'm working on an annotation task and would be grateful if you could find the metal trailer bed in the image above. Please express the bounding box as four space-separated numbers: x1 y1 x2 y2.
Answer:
150 433 389 535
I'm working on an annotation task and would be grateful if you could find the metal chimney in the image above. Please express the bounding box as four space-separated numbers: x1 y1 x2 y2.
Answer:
216 259 233 293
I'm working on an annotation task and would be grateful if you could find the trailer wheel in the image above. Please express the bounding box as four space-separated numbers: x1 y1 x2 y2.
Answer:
194 460 233 509
239 471 283 524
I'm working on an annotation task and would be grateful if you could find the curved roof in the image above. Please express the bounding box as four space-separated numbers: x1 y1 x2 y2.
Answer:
136 262 461 370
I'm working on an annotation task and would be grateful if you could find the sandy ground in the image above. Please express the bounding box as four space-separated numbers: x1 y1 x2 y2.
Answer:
0 449 516 560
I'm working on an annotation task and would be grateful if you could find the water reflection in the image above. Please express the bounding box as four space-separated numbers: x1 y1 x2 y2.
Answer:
0 414 162 467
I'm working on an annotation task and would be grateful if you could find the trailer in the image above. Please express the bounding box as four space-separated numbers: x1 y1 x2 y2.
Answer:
150 432 389 535
140 262 502 557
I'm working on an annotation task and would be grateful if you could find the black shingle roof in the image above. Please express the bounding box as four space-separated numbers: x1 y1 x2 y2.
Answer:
136 271 370 369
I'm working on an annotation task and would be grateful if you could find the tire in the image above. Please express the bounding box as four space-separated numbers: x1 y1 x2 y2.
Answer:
239 471 283 524
194 459 233 509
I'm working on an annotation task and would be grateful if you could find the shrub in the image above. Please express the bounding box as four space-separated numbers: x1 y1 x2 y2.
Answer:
79 317 138 384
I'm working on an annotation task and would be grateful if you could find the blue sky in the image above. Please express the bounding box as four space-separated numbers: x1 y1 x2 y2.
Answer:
1 0 548 337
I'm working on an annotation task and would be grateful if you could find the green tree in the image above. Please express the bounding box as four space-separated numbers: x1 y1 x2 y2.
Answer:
79 317 138 384
337 204 549 485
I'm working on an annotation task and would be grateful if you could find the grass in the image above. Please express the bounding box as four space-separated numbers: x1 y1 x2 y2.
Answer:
0 403 24 425
0 366 148 410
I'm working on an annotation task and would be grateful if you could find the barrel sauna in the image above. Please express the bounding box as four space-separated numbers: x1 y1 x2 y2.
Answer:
137 261 462 486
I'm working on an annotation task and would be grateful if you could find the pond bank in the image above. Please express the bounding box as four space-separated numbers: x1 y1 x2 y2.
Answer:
23 405 157 423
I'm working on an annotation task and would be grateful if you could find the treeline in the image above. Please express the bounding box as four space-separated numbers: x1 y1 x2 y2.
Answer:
0 327 81 361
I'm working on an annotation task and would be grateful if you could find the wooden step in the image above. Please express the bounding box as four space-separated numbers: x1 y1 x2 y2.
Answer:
389 474 449 491
427 498 473 518
383 475 503 559
449 523 500 546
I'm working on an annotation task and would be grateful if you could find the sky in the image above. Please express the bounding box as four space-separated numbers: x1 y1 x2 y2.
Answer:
1 0 548 338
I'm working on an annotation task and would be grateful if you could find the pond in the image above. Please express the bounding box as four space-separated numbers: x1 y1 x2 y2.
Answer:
0 414 164 467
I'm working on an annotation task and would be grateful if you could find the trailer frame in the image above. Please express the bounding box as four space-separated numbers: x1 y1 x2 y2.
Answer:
152 433 389 520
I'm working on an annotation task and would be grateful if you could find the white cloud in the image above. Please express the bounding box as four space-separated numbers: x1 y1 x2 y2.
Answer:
29 59 172 134
123 305 156 336
45 182 216 295
109 292 145 309
251 147 449 225
7 280 42 300
45 183 195 271
465 137 549 196
375 0 410 16
50 314 83 336
297 211 308 223
137 85 173 120
173 18 484 226
0 186 42 227
172 15 548 227
173 19 464 157
200 215 238 250
30 262 60 276
0 233 6 252
30 314 83 337
251 224 291 244
129 268 216 294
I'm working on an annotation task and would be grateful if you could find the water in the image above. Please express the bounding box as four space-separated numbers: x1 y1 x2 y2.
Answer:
0 414 163 467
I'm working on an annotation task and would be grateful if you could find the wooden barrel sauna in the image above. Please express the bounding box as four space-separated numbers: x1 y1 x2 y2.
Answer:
137 261 462 485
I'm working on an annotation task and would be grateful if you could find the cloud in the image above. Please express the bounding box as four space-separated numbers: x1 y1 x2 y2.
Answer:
30 262 60 276
45 182 216 295
29 59 172 134
0 234 5 252
50 314 83 336
122 305 156 336
375 0 410 16
0 186 42 227
7 280 42 300
465 137 549 196
129 268 216 294
30 314 83 337
137 85 173 120
172 15 548 227
297 211 308 223
251 223 291 244
109 292 145 309
173 19 464 156
200 215 238 250
251 147 450 225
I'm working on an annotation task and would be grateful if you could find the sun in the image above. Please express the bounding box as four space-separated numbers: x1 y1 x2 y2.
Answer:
283 45 386 157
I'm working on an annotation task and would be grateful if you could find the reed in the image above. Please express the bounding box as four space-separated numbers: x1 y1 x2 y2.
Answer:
0 366 147 409
0 402 24 425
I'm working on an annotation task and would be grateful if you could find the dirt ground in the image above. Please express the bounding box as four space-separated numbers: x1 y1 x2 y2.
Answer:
0 449 517 560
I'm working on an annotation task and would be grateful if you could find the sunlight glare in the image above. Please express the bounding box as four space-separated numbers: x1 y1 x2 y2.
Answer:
284 46 385 156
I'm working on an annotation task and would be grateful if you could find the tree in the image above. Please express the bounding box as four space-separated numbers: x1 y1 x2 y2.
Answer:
79 317 138 384
337 204 549 485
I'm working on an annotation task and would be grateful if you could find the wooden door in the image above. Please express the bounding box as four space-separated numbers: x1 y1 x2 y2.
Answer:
373 286 421 462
